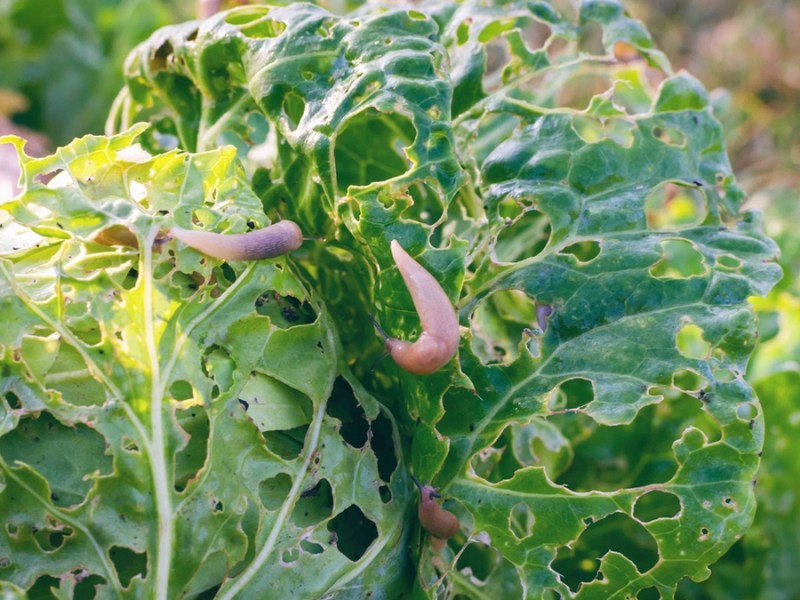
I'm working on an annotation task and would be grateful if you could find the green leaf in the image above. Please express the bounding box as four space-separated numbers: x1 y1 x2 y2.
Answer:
0 126 407 597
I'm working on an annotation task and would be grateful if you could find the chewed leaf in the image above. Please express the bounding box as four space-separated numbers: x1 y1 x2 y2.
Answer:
0 125 404 598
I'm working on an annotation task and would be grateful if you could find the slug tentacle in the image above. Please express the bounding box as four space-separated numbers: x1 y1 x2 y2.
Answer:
171 220 303 261
411 476 460 549
383 240 459 374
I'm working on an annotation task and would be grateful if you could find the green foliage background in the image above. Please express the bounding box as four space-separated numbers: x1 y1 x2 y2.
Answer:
0 0 797 598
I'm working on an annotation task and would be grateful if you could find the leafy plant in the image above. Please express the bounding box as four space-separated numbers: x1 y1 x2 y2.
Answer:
0 0 781 598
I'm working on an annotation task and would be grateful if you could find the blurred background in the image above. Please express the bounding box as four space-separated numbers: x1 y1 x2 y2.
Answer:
625 2 800 598
1 1 797 597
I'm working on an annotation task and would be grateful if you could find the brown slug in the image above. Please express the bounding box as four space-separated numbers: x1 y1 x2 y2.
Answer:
382 240 459 374
171 220 303 261
412 476 460 550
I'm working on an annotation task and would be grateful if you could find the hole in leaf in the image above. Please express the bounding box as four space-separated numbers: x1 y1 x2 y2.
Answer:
469 289 538 365
32 522 73 551
121 436 140 453
218 262 237 284
644 182 707 230
572 116 605 144
638 587 660 600
326 378 369 448
169 379 193 401
170 271 204 299
497 196 525 220
577 20 604 55
282 92 306 130
553 393 719 492
201 345 235 392
486 419 574 482
494 208 551 262
509 502 536 540
76 573 106 598
455 539 493 582
559 240 600 263
327 505 378 561
369 412 398 483
379 485 392 503
676 323 711 360
650 239 706 279
150 40 174 71
552 512 658 592
29 575 61 598
49 530 67 549
281 547 299 565
672 368 705 392
712 369 735 384
548 378 595 411
260 473 292 510
291 478 333 527
122 267 139 290
254 293 315 328
0 412 112 508
716 255 742 270
456 20 470 45
633 490 681 521
225 8 286 38
110 546 148 588
736 402 758 421
5 391 21 409
300 539 325 555
334 108 414 194
174 406 210 493
262 425 308 460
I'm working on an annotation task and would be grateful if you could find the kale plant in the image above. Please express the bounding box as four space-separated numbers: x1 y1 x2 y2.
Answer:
0 1 781 597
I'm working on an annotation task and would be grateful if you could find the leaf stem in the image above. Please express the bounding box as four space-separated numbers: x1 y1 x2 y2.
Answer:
140 225 174 600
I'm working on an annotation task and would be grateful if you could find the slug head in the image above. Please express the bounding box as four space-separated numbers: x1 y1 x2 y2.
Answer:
385 333 454 375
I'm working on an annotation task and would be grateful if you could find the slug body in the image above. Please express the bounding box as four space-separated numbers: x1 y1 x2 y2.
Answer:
412 478 459 551
171 220 303 261
536 304 554 332
384 240 459 374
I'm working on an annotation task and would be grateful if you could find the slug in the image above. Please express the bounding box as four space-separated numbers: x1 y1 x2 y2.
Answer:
170 220 303 261
536 304 554 332
381 240 459 374
411 476 460 550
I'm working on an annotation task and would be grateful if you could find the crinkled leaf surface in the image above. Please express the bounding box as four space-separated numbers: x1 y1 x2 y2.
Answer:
1 0 782 598
0 127 405 598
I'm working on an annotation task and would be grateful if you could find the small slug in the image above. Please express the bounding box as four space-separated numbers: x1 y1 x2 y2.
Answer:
411 476 459 550
171 220 303 261
381 240 459 375
536 304 554 332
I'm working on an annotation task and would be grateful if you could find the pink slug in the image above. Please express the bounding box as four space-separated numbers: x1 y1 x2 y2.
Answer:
170 220 303 261
383 240 459 374
412 476 460 550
